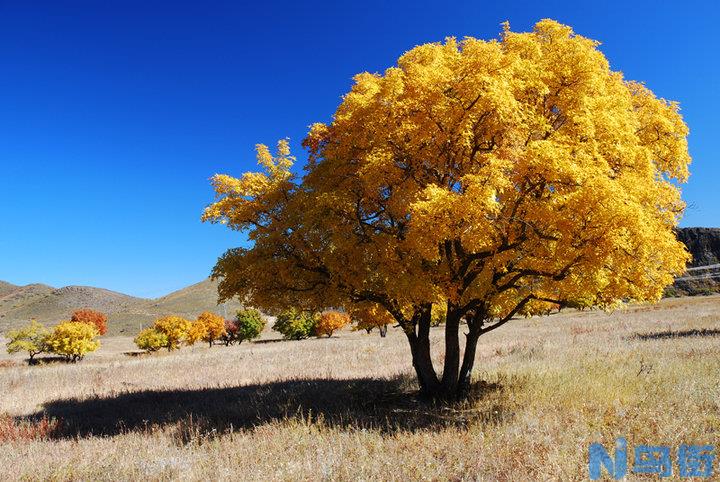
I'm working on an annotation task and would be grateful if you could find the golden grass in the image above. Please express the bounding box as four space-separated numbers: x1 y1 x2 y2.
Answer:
0 295 718 481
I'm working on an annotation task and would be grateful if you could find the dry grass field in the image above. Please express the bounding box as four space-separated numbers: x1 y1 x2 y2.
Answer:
0 295 718 481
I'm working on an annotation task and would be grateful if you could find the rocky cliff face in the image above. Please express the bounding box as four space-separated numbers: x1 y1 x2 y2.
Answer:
670 227 720 296
676 227 720 267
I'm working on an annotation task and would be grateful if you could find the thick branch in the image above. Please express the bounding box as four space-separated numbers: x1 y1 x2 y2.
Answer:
478 295 533 335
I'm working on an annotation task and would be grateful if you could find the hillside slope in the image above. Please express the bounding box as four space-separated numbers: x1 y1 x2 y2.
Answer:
142 279 242 317
0 278 242 335
0 281 20 298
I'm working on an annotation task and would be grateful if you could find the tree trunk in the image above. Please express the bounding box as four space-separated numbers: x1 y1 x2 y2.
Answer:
401 305 490 400
408 335 439 397
379 325 387 337
457 330 481 395
406 307 440 397
440 303 461 395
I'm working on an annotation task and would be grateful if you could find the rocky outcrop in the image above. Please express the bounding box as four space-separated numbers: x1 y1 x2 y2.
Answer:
676 227 720 267
669 227 720 296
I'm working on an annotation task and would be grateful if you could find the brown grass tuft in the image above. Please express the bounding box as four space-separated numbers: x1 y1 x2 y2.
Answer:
0 414 62 442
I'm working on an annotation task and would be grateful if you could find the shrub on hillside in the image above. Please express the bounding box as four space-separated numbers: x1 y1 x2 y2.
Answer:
272 308 316 340
70 309 108 335
234 308 265 343
315 310 350 337
45 321 100 362
5 320 50 362
153 315 192 351
134 328 168 353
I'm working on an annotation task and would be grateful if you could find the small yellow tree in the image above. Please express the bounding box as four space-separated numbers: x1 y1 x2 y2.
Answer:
5 319 50 362
351 304 394 337
185 319 205 346
194 311 226 347
134 328 168 353
45 321 100 362
315 310 350 337
153 315 192 351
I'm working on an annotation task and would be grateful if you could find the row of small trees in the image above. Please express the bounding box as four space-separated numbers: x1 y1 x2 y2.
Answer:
132 308 386 353
272 309 353 339
133 309 267 352
5 309 107 362
5 306 395 361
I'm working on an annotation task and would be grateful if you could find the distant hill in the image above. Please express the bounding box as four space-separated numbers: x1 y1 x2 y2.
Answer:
142 279 238 316
0 281 21 298
0 278 243 336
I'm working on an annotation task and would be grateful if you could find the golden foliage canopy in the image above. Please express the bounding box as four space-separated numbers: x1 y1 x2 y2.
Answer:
350 303 395 332
134 328 168 353
153 315 192 351
194 311 227 345
45 321 100 362
5 320 50 361
203 20 691 397
315 310 350 337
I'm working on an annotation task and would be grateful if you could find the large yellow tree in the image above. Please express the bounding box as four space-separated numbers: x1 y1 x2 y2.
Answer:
203 20 691 399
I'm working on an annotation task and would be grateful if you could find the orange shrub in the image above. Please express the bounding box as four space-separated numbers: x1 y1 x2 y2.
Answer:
195 311 226 347
351 304 393 337
70 309 108 336
0 414 62 442
315 310 350 337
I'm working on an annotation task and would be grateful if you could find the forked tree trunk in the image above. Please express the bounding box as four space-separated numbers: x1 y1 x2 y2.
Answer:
379 324 387 337
405 307 484 400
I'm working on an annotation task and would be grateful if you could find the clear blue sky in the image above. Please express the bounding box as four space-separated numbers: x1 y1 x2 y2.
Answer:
1 1 718 297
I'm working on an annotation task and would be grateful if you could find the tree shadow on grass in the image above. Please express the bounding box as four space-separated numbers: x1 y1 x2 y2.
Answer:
18 376 510 440
28 356 72 366
632 327 720 341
